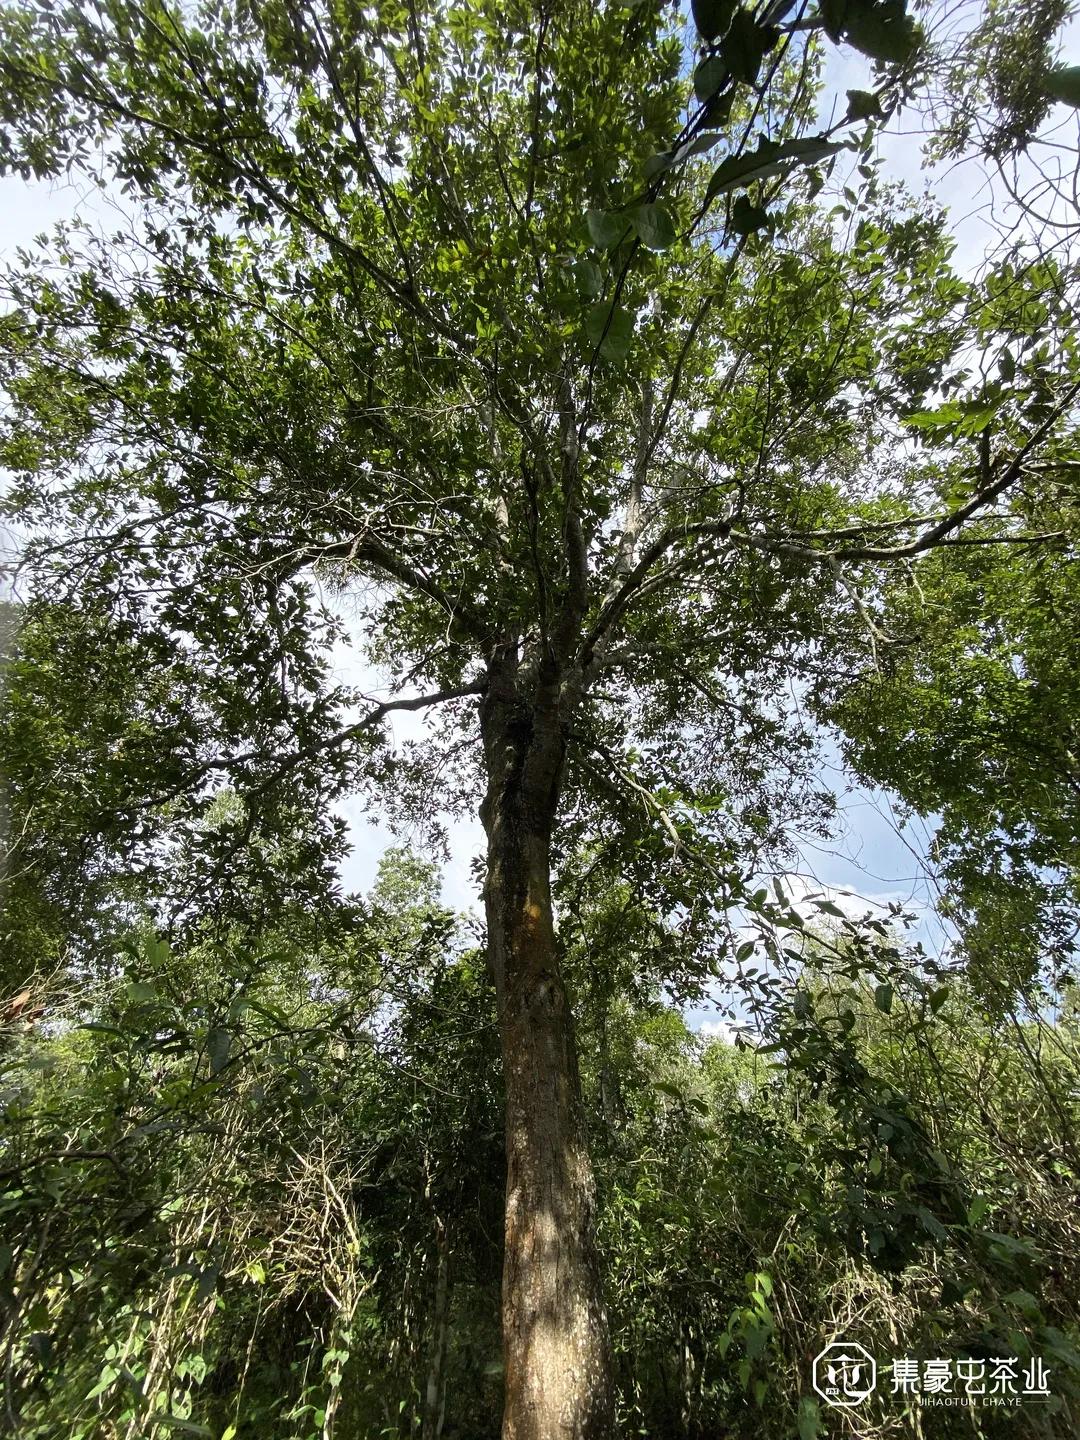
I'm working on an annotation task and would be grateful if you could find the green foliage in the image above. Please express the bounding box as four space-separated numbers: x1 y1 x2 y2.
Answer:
929 0 1074 160
1 857 504 1439
3 842 1079 1437
822 514 1080 997
820 0 923 67
0 0 1079 1433
1043 64 1080 107
0 0 1075 1001
587 962 1080 1437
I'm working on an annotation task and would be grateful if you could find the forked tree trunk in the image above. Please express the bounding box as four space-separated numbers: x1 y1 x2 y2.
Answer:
481 714 614 1440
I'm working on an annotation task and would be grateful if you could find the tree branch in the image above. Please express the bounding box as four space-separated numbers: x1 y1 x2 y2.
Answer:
144 682 487 811
730 383 1080 563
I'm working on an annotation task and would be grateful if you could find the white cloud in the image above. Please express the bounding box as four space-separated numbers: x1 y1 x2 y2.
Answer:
697 1017 738 1043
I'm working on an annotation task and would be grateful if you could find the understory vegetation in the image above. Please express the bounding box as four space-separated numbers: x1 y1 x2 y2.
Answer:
2 851 1078 1437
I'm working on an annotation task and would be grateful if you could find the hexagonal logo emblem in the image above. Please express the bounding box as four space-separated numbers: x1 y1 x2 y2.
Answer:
813 1340 877 1407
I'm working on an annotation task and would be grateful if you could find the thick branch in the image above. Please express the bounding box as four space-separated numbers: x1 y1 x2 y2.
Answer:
316 533 485 639
580 519 732 670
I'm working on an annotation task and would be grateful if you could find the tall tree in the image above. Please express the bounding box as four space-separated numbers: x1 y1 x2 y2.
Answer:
1 1 1078 1434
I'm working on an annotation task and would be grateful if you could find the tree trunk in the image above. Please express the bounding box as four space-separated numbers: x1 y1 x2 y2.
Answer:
482 725 614 1440
421 1216 450 1440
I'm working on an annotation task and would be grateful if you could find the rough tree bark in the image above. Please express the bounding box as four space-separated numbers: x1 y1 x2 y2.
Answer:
480 646 614 1440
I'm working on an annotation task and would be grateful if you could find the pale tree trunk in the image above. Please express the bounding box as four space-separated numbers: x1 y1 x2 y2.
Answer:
481 673 614 1440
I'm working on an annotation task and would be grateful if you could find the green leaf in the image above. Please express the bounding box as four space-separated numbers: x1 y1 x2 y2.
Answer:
985 1230 1039 1259
643 151 674 179
694 57 727 103
745 1320 768 1357
207 1027 231 1074
967 1195 990 1226
585 303 634 361
195 1266 219 1305
706 137 841 201
729 195 769 234
846 88 881 120
941 1277 969 1305
917 1205 948 1241
669 133 727 169
86 1364 119 1400
572 259 603 299
631 203 676 250
1043 65 1080 108
842 0 921 66
798 1395 822 1440
819 0 847 41
1004 1288 1042 1316
692 0 736 42
704 89 736 126
814 898 846 918
723 10 780 85
707 141 788 199
874 982 893 1014
784 137 846 166
585 209 627 250
903 405 959 430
